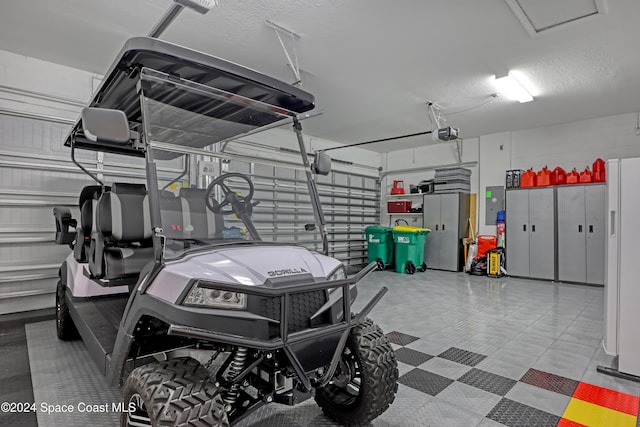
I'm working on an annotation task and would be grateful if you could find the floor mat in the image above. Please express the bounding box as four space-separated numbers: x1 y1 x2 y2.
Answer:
25 321 121 427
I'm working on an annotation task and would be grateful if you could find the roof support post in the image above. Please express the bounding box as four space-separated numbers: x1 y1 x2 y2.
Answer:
292 118 328 255
139 90 165 263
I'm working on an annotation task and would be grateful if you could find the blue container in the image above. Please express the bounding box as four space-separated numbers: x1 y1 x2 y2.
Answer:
497 210 506 248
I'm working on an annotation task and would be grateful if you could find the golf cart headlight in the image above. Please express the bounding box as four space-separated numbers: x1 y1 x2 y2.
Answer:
328 265 347 281
183 283 247 309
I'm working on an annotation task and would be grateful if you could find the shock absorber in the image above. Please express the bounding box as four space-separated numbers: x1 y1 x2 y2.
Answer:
222 346 248 408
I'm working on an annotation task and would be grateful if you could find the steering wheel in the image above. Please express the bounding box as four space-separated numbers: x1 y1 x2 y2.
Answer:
205 172 255 215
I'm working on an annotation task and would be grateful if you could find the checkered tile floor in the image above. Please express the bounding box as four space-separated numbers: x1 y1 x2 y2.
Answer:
10 270 640 426
388 333 640 426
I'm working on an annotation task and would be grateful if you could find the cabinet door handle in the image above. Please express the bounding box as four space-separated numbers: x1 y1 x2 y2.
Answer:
578 225 583 233
589 225 594 233
532 224 536 232
435 224 438 231
442 224 445 231
610 210 616 237
523 224 527 232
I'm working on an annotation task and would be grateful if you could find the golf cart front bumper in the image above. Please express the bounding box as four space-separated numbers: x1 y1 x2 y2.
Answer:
167 262 385 391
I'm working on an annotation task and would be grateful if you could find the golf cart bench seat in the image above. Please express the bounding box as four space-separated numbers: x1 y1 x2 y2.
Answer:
179 188 223 238
90 183 153 281
159 188 223 240
73 185 109 263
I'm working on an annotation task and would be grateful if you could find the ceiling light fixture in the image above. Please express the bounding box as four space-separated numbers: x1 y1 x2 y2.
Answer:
494 72 534 103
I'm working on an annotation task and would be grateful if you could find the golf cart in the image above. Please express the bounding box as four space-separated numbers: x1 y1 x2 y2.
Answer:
52 36 398 426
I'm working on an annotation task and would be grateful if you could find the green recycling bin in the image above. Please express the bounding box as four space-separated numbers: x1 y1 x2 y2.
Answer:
392 226 431 274
365 225 394 270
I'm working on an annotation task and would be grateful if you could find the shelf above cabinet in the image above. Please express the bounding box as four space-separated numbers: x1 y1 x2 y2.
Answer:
385 212 423 216
386 193 425 198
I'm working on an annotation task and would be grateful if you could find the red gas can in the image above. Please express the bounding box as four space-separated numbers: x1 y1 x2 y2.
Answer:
477 235 498 258
593 158 606 183
579 168 593 183
551 167 566 185
391 180 405 195
536 167 552 186
520 169 537 188
566 169 580 184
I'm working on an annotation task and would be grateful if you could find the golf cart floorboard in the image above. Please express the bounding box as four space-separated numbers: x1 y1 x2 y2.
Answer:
69 295 129 374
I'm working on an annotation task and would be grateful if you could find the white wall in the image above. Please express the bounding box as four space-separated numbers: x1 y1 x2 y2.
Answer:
476 113 640 234
476 112 640 234
0 49 97 119
477 132 511 235
381 138 480 228
380 112 640 236
510 113 640 171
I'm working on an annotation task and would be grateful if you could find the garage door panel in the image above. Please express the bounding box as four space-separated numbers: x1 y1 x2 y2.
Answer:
0 113 380 312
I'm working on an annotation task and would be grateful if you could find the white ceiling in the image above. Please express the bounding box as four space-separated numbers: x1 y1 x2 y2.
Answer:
1 0 639 152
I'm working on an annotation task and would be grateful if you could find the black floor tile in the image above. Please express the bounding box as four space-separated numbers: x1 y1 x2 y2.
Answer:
386 331 419 346
438 347 487 367
0 319 37 427
520 368 579 397
0 411 38 427
394 347 433 366
458 368 517 396
398 368 454 396
0 308 55 331
0 372 33 397
487 398 561 427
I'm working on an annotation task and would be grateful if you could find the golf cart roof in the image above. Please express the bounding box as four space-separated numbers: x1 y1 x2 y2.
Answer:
64 37 315 157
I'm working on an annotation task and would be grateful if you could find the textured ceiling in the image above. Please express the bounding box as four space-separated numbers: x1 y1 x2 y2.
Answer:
0 0 639 152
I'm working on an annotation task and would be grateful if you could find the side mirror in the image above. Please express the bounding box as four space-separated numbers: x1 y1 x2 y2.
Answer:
312 151 332 176
81 107 130 144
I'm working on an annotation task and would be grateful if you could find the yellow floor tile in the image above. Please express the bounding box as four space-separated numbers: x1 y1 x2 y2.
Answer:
562 398 637 427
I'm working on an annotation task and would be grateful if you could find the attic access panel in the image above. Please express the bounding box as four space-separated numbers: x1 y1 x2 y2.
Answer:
505 0 608 35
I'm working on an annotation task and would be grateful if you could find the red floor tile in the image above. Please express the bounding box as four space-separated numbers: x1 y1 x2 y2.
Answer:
557 418 587 427
572 382 640 416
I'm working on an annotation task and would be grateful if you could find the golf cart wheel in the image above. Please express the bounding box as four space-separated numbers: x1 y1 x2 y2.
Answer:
376 259 386 271
56 279 78 340
419 262 427 272
121 357 229 427
405 262 416 275
315 318 399 425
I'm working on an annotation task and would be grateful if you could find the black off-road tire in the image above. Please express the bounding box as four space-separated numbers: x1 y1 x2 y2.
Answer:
315 318 399 426
56 280 79 340
121 357 229 427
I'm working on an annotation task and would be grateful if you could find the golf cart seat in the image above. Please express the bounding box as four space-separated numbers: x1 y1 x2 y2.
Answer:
74 185 109 262
90 183 153 281
179 188 223 239
159 190 189 239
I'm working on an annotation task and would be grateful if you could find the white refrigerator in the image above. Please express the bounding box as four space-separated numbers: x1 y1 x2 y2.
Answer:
603 158 640 378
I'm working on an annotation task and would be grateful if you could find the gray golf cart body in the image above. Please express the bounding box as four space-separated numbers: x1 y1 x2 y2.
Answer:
53 36 390 424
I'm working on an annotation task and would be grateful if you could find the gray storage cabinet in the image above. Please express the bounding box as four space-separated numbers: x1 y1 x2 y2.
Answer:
557 184 605 285
423 193 470 271
505 187 555 280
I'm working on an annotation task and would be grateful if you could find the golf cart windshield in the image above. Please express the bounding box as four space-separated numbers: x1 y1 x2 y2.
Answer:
64 37 322 262
140 68 300 259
